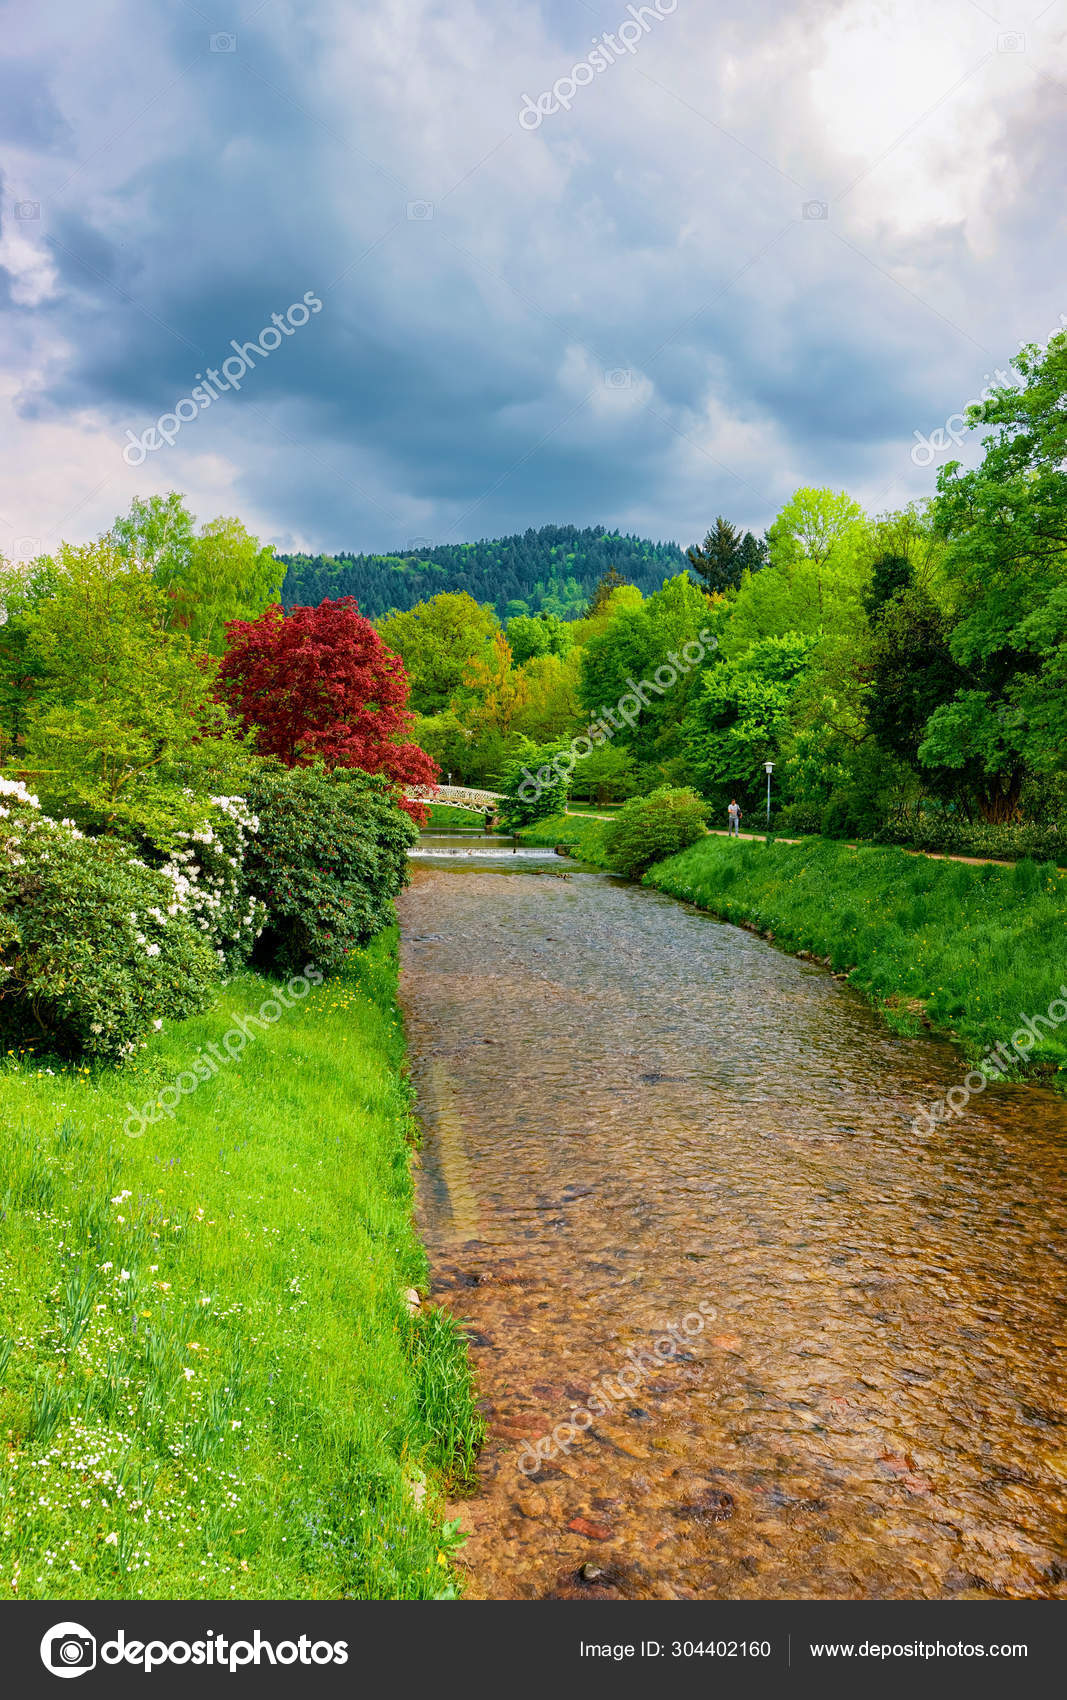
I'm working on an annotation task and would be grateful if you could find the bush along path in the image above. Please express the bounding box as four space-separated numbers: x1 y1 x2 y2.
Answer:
643 835 1067 1086
0 929 483 1600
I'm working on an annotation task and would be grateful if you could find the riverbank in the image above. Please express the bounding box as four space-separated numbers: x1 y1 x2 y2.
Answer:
0 930 481 1600
515 811 611 863
425 803 487 828
645 835 1067 1079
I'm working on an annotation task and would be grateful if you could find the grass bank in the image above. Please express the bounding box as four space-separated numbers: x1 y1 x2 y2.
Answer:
514 811 610 864
424 803 487 828
645 836 1067 1077
0 930 482 1600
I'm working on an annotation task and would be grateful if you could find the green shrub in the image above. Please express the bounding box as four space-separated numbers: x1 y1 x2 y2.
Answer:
245 766 416 974
875 816 1067 863
496 742 571 831
602 786 709 878
0 776 218 1062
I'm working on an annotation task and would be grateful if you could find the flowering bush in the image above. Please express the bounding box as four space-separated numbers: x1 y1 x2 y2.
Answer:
156 795 266 971
244 765 417 974
0 777 217 1062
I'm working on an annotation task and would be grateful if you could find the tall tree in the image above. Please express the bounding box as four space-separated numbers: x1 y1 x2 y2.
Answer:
687 517 767 595
21 540 246 841
0 554 57 763
921 332 1067 816
584 566 631 616
376 592 499 715
112 495 284 654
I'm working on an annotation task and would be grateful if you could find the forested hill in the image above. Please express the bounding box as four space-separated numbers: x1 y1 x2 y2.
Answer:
276 525 687 620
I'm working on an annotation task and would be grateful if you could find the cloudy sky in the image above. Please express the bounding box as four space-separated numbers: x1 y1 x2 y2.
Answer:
1 0 1064 561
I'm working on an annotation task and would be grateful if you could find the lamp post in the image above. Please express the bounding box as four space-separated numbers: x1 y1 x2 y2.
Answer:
764 760 774 831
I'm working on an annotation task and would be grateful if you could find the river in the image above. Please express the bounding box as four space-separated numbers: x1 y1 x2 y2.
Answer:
397 838 1067 1601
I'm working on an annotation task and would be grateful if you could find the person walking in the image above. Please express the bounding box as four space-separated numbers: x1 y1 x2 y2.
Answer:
727 799 742 837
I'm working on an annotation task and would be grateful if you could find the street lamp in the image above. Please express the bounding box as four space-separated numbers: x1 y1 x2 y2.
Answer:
764 760 774 831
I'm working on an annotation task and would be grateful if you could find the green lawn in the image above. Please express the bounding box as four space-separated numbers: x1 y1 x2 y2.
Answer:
423 803 488 828
645 835 1067 1076
0 930 482 1600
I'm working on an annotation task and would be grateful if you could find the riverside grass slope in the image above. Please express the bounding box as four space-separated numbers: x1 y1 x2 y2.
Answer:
0 930 482 1601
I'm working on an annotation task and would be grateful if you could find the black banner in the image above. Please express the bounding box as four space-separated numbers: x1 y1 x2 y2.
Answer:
5 1600 1062 1698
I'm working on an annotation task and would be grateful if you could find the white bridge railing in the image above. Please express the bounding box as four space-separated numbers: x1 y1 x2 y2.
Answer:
404 783 503 811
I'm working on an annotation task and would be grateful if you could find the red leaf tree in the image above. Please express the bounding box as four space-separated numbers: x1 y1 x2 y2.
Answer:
218 598 438 821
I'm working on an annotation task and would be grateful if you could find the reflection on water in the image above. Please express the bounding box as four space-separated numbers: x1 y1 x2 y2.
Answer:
397 865 1067 1601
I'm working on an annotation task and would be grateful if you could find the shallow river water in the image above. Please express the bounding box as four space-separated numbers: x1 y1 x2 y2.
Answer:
397 845 1067 1601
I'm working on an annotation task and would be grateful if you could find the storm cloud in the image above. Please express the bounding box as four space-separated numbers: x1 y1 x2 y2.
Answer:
0 0 1063 560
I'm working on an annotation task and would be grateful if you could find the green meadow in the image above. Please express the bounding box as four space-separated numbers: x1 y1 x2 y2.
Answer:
0 931 482 1600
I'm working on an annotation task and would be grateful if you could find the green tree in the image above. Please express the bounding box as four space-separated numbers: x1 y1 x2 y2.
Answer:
717 488 869 662
112 494 285 654
687 516 767 595
512 650 583 745
0 554 57 762
584 566 631 616
568 742 639 804
377 592 500 715
579 574 714 765
497 740 571 829
921 332 1067 817
22 540 249 842
682 631 818 808
505 611 574 665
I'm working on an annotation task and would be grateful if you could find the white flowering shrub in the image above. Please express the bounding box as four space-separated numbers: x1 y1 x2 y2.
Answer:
156 796 266 971
0 776 217 1063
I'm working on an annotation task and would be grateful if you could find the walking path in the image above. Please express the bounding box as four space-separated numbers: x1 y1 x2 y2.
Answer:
564 813 1056 867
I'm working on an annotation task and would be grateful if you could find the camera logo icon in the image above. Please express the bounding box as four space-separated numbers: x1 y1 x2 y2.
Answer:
406 201 434 220
41 1623 96 1679
14 201 40 220
210 32 237 52
996 31 1025 52
802 199 828 220
604 368 633 389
